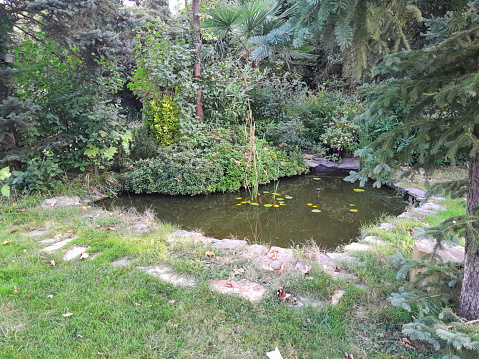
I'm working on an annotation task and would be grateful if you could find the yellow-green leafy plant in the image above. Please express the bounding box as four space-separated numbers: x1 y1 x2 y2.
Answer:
144 95 180 146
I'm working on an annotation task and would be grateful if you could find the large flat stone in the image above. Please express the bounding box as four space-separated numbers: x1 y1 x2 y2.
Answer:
413 239 464 263
210 280 266 303
40 237 76 253
63 246 89 261
344 243 373 252
140 265 196 287
41 196 81 208
212 238 248 250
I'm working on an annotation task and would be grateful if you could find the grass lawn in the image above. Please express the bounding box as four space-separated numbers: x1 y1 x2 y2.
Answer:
0 170 471 358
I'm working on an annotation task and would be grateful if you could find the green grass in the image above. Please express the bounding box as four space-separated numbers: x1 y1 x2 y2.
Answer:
0 189 466 359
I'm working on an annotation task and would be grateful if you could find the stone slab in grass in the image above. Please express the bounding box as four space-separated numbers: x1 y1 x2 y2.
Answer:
325 252 357 263
378 222 396 231
362 236 384 246
169 230 216 244
139 265 197 287
41 196 81 208
343 242 373 252
63 246 89 261
242 244 268 259
212 238 248 250
29 229 49 237
111 257 131 267
210 279 266 303
413 239 464 263
415 201 446 215
40 237 77 253
258 246 297 270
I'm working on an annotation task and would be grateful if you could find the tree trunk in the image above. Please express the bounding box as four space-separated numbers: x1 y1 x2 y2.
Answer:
192 0 204 123
459 128 479 320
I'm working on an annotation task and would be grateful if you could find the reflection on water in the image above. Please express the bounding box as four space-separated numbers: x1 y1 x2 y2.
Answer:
101 170 407 249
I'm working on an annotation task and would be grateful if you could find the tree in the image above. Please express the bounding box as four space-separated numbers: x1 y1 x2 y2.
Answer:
347 3 479 320
289 0 422 81
192 0 204 122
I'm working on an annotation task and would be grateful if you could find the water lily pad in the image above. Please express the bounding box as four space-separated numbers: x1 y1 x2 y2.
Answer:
285 195 293 199
280 203 286 206
235 197 242 200
353 189 364 192
350 209 358 212
241 201 247 204
250 202 259 206
306 203 313 206
277 198 284 201
313 178 321 180
312 205 318 208
311 209 321 213
263 191 270 194
349 204 356 206
264 204 272 207
236 203 242 206
273 204 280 208
272 193 281 196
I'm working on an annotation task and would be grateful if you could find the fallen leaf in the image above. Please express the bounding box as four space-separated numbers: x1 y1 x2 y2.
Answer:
275 262 284 275
261 263 274 271
330 289 345 306
269 251 278 260
10 229 18 234
62 311 73 317
350 209 358 212
401 338 414 349
106 225 116 231
174 177 182 182
50 260 56 267
344 353 354 359
306 203 313 206
334 266 342 272
135 302 141 306
14 286 18 293
47 294 53 298
16 208 26 212
311 209 321 213
66 228 74 233
216 256 221 261
1 240 12 245
266 347 283 359
408 228 415 236
23 249 27 252
82 206 88 211
306 318 312 323
205 251 215 257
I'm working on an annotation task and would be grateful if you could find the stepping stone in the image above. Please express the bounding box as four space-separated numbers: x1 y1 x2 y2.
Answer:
169 230 216 244
63 246 89 261
362 236 384 246
258 246 297 270
41 196 81 208
242 244 268 259
39 237 59 244
111 257 131 267
344 242 373 252
40 237 77 253
412 239 464 263
212 238 248 250
330 289 345 306
139 265 196 287
210 279 265 303
29 229 49 237
325 252 357 263
378 223 395 231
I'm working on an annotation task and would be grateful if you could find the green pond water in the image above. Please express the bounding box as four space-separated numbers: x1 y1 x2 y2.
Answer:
103 170 407 249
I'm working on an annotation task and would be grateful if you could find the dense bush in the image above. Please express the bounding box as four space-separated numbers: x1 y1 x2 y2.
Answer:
123 127 307 195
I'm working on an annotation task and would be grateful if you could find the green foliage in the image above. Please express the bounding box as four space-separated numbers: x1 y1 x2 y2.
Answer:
128 125 160 161
0 167 11 197
321 117 361 161
144 95 180 146
128 26 197 128
124 127 307 195
9 151 63 194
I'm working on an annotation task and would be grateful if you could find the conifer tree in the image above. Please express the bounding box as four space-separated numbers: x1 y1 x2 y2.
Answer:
347 2 479 320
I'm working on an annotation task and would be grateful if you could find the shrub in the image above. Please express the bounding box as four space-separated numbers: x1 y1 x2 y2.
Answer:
143 95 180 146
320 117 361 161
128 125 160 161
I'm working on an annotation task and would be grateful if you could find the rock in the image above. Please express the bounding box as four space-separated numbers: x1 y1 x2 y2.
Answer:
210 280 266 303
344 243 373 252
330 289 345 306
362 236 384 246
140 265 196 287
111 258 131 267
242 244 268 259
212 238 248 250
169 230 216 244
41 196 81 208
378 223 396 231
326 252 357 263
410 239 464 288
63 246 89 261
415 202 446 215
258 246 297 270
295 261 310 274
40 237 77 253
412 239 464 263
29 229 49 237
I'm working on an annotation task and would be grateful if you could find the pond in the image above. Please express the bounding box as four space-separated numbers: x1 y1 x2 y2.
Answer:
102 170 407 249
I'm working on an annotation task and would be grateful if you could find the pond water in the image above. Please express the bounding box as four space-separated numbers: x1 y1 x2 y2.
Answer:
102 170 407 249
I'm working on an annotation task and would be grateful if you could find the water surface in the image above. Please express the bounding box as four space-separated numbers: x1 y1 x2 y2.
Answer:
103 170 406 249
